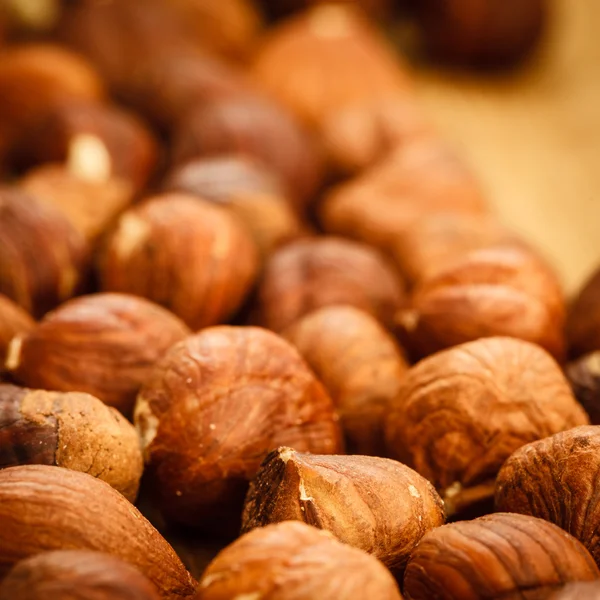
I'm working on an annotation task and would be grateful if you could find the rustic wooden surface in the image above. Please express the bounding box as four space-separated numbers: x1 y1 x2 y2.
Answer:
413 0 600 294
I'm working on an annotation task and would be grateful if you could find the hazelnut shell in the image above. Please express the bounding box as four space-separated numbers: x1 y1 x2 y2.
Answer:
0 295 34 368
567 266 600 359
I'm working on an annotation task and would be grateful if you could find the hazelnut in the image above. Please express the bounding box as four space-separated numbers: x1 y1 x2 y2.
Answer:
260 0 393 20
495 425 600 566
134 326 343 532
15 100 158 193
549 581 600 600
195 521 402 600
403 513 599 600
0 295 34 368
385 337 588 516
0 383 143 501
0 186 89 317
20 165 134 243
566 266 600 359
0 550 160 600
566 352 600 424
255 237 406 333
284 305 408 455
98 195 259 330
0 0 61 38
163 156 306 257
398 245 566 361
0 465 197 598
415 0 547 68
5 293 190 416
242 447 445 575
170 95 323 208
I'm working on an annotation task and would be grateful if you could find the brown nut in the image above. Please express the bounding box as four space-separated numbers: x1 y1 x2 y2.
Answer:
20 165 134 243
0 187 89 317
566 352 600 424
195 521 402 600
495 426 600 566
284 305 408 455
403 513 599 600
415 0 547 68
256 237 406 333
549 581 600 600
0 295 34 368
163 156 306 257
242 448 445 575
0 550 160 600
0 465 196 598
0 0 61 38
259 0 393 20
171 95 323 208
0 383 143 501
15 101 158 193
5 293 190 416
385 337 588 516
134 326 343 532
98 194 258 330
398 245 566 361
567 266 600 359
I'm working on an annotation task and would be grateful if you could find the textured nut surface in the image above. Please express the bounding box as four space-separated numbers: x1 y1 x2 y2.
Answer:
0 187 89 317
256 237 405 332
566 352 600 424
495 426 600 566
0 384 143 501
135 326 342 530
6 293 190 416
385 337 588 512
0 465 196 598
403 513 599 600
99 194 258 330
567 266 600 358
195 521 402 600
0 550 160 600
400 245 566 360
242 448 445 574
0 295 34 367
284 305 408 455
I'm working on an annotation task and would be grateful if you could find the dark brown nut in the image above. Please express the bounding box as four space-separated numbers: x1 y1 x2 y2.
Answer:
163 157 306 257
398 245 566 361
0 295 34 368
0 44 104 157
0 465 197 598
0 550 160 600
0 187 89 317
0 384 143 501
256 237 406 333
20 165 134 243
385 337 588 516
171 95 323 208
495 426 600 566
567 266 600 359
260 0 393 20
134 326 343 532
566 352 600 424
403 513 599 600
98 195 258 330
5 293 190 416
415 0 547 68
242 448 445 575
284 305 408 455
549 581 600 600
15 101 158 193
195 521 402 600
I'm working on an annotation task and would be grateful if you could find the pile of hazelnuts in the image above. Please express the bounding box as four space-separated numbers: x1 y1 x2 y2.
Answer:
1 1 599 599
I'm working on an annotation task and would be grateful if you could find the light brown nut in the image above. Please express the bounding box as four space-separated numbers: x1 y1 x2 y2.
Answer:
284 305 408 455
0 295 34 368
567 266 600 359
0 465 197 598
98 194 258 330
0 187 89 317
0 550 160 600
0 384 143 501
256 237 405 333
548 581 600 600
495 426 600 566
134 326 343 533
5 293 190 416
385 337 588 516
242 448 445 575
195 521 402 600
403 513 599 600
